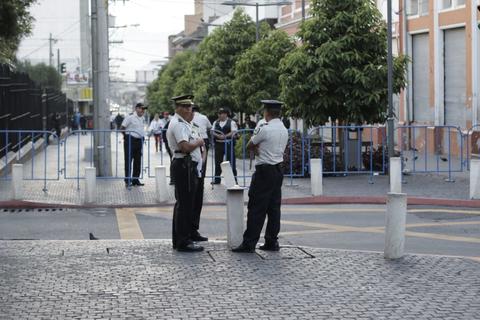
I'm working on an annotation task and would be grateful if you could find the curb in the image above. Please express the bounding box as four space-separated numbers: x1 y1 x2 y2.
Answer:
1 196 480 209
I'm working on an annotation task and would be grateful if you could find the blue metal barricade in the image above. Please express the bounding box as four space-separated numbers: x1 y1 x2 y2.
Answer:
62 129 145 189
0 130 60 191
395 125 464 181
306 125 387 176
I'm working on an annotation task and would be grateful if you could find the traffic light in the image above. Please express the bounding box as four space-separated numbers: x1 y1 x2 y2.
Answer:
60 62 66 74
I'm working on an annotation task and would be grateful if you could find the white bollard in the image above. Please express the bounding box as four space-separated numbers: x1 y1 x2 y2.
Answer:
310 158 323 196
470 159 480 199
389 157 402 193
226 185 245 248
85 167 96 203
12 164 24 200
384 192 407 259
221 161 236 188
155 166 168 202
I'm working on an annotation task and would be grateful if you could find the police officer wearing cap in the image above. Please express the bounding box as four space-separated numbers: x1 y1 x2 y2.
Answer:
121 102 147 187
232 100 289 253
166 94 205 252
211 107 238 184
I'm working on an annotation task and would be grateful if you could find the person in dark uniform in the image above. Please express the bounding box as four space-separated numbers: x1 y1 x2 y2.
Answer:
191 105 210 242
166 94 205 252
232 100 289 253
120 102 147 187
211 108 238 184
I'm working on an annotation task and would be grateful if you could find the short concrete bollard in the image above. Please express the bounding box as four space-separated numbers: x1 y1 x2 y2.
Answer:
221 161 236 188
85 167 96 203
12 164 24 200
226 185 245 248
470 159 480 199
389 157 402 193
310 158 323 196
155 166 168 202
384 192 407 259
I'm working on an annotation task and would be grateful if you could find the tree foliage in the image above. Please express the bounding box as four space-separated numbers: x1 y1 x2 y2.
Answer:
279 0 408 126
146 50 194 115
0 0 36 65
15 60 62 90
189 9 258 115
233 30 295 115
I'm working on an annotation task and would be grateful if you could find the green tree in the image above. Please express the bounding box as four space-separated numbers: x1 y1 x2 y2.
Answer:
188 9 258 115
146 50 194 115
279 0 408 126
15 60 62 90
233 29 295 115
0 0 36 65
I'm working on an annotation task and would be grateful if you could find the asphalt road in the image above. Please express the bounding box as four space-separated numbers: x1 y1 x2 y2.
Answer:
0 204 479 259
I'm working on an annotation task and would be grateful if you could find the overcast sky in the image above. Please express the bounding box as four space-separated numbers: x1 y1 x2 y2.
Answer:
17 0 194 80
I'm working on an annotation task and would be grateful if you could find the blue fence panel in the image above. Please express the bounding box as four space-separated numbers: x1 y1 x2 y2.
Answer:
0 129 60 191
306 125 387 176
395 125 464 181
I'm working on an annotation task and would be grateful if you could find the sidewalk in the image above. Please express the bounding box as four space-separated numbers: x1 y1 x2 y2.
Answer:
0 240 478 319
0 131 475 207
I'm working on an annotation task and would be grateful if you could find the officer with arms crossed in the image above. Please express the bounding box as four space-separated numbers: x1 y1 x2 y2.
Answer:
121 102 147 187
166 95 205 252
232 100 289 253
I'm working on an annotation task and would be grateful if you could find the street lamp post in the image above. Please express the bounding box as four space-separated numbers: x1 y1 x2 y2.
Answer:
221 1 292 42
387 0 394 159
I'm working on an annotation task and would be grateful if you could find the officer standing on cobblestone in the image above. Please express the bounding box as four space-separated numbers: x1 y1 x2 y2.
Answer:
121 102 147 187
166 95 205 252
191 105 210 242
232 100 289 253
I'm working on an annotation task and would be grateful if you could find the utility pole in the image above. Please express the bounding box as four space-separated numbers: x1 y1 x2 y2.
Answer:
57 49 60 72
387 0 394 159
91 0 112 176
301 0 305 21
48 33 57 67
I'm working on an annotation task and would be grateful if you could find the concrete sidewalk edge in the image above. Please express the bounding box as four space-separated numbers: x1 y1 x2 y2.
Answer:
0 195 479 208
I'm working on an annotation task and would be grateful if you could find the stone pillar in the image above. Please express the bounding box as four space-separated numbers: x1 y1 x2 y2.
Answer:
226 185 245 247
12 164 24 200
221 161 236 188
470 159 480 199
389 157 402 193
85 167 96 203
155 166 168 202
384 192 407 259
310 158 323 196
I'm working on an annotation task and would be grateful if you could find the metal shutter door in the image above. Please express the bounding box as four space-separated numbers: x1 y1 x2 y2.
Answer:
444 28 467 128
412 33 430 122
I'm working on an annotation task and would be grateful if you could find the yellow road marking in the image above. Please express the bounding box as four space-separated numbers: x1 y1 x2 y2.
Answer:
115 208 144 240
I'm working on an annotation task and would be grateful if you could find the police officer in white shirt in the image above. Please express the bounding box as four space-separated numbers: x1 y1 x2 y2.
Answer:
121 102 147 187
166 95 205 252
232 100 289 253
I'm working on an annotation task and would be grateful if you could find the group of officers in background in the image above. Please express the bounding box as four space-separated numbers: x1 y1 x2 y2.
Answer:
121 95 288 253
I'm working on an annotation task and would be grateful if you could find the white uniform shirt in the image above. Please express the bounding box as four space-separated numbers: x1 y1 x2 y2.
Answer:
167 114 202 162
251 118 288 166
159 117 169 128
121 113 145 138
191 123 203 176
148 119 163 134
193 112 212 139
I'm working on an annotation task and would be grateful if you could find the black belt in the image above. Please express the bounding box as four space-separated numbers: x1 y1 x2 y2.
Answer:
256 162 283 169
125 135 143 140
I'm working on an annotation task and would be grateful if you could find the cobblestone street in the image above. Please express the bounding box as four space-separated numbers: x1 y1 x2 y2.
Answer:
0 240 479 319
